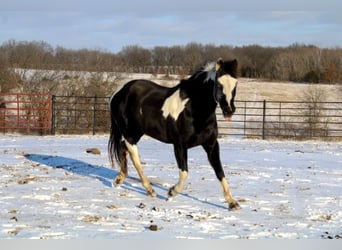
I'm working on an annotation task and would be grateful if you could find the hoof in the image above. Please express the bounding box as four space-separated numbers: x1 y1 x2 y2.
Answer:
167 186 178 198
147 189 157 197
228 201 241 211
112 182 118 188
113 179 123 187
114 175 125 187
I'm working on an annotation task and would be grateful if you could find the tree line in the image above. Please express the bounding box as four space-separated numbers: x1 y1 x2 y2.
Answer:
1 39 342 94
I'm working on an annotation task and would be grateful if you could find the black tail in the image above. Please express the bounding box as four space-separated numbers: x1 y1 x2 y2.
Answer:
108 99 123 168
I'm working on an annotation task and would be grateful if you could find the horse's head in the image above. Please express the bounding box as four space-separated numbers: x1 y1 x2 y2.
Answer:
214 58 238 121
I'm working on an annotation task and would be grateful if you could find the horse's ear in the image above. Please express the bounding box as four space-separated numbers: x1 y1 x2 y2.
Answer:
216 58 223 71
230 59 238 77
232 59 238 68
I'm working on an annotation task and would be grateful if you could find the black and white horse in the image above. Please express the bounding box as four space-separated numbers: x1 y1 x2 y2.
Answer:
108 58 240 210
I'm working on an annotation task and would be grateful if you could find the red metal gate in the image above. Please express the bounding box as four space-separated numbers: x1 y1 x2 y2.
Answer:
0 93 52 133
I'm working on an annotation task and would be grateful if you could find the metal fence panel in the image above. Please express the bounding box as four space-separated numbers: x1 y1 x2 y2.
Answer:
217 100 342 140
52 96 110 135
0 93 52 134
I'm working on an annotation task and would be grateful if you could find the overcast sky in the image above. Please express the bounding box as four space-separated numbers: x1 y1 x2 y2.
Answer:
0 0 341 52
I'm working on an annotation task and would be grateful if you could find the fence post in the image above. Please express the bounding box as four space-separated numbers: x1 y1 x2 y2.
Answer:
278 102 282 135
243 101 247 136
92 96 97 135
262 100 266 140
16 93 20 129
51 95 56 135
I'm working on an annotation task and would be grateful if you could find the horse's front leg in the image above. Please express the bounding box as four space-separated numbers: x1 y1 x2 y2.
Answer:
168 144 188 199
202 140 240 211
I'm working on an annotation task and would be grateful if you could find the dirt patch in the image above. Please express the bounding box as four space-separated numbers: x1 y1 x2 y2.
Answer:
80 215 102 223
17 175 39 185
86 148 101 155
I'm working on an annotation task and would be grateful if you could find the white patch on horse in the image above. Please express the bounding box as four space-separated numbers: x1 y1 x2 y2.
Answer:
161 90 189 121
217 74 238 106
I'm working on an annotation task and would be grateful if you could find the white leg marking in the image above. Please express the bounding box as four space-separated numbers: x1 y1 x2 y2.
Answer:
221 177 240 210
114 148 129 186
221 177 234 203
175 170 188 193
124 140 140 164
124 140 155 196
168 170 188 200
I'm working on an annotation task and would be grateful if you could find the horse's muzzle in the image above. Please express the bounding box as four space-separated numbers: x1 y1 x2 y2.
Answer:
221 107 235 122
224 115 233 122
219 99 235 121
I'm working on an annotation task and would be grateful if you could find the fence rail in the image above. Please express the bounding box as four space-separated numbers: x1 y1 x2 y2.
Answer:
217 100 342 140
0 93 52 134
51 95 110 135
1 93 342 140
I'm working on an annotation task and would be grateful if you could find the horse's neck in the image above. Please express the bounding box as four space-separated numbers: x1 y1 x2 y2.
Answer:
180 78 217 112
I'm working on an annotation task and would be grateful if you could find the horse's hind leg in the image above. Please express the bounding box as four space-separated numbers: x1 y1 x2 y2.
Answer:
124 140 156 197
114 141 129 186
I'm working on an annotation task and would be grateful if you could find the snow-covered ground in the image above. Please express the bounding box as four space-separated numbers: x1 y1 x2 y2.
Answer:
0 135 341 239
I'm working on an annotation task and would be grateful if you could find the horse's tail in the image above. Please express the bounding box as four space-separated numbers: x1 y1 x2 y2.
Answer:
108 96 123 168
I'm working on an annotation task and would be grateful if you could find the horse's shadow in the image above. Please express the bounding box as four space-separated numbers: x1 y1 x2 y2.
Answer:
24 153 167 199
25 154 227 210
25 153 117 187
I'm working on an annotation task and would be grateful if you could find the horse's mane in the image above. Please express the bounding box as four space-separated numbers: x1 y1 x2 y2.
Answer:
188 61 216 83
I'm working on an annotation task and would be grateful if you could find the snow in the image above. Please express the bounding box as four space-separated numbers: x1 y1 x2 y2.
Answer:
0 135 341 239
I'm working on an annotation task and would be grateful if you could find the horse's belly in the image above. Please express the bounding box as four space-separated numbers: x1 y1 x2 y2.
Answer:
142 120 171 143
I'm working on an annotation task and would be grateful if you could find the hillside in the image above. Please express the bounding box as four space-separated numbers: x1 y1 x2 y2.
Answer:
4 68 342 102
118 74 342 102
235 79 342 102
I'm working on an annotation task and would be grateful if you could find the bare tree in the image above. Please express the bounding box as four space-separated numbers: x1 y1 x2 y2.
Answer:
2 39 342 85
119 45 151 73
0 56 18 92
300 85 329 138
183 43 204 73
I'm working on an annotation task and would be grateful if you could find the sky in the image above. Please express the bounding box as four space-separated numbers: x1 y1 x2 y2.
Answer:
0 0 341 52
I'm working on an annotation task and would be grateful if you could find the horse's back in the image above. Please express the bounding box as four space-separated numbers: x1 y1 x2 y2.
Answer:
112 79 169 102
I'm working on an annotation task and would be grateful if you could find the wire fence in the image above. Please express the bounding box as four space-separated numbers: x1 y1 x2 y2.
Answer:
51 95 110 135
218 100 342 140
1 94 342 140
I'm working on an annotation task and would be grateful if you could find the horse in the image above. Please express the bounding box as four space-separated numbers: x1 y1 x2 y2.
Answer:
108 58 240 210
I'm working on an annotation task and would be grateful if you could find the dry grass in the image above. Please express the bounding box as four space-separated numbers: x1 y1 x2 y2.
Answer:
235 78 341 102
